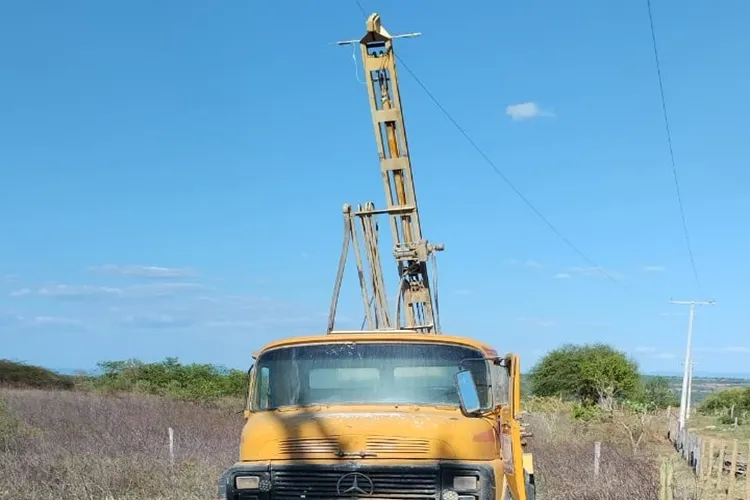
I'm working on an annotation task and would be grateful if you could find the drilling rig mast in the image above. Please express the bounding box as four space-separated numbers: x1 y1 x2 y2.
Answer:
328 13 444 334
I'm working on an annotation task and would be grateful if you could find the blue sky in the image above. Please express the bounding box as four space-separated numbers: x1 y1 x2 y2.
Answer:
2 1 749 375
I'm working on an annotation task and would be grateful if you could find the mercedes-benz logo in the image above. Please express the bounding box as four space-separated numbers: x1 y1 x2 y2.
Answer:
335 472 375 496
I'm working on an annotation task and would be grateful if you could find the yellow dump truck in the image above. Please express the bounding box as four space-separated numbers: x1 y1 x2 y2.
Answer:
217 12 535 500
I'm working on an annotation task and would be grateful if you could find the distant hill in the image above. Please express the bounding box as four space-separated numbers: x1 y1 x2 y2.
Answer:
0 359 75 390
520 372 750 404
649 374 750 404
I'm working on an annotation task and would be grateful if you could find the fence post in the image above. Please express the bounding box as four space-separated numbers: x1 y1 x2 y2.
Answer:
660 459 667 500
745 439 750 500
666 459 674 500
717 441 726 491
695 435 702 475
729 440 739 497
594 442 601 477
168 427 175 466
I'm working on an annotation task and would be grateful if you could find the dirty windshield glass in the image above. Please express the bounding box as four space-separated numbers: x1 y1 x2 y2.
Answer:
252 342 490 410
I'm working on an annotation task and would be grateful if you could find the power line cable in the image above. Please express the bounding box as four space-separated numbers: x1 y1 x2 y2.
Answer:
352 1 621 284
646 0 702 293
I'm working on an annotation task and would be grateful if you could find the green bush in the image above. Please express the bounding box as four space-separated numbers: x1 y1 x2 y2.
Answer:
636 376 680 409
718 414 743 426
529 343 641 406
81 357 247 403
570 402 600 421
697 387 750 415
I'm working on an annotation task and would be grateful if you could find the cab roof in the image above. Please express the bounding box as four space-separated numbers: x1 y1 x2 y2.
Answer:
252 330 500 359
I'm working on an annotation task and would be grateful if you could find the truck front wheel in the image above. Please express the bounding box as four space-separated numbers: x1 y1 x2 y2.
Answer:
503 472 536 500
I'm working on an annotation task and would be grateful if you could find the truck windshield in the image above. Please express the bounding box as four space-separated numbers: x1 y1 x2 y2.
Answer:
251 342 490 410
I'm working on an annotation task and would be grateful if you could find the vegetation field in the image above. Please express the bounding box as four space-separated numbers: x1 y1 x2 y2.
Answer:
1 343 749 500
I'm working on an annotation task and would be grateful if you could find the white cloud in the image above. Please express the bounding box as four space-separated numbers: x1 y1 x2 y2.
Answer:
31 316 82 326
505 102 555 121
553 273 571 279
0 311 22 325
128 282 206 297
557 266 624 280
653 352 677 359
2 266 329 349
659 311 686 317
507 259 543 270
575 320 608 328
119 314 196 329
516 316 556 327
9 282 207 300
38 284 122 298
718 346 750 354
635 346 676 360
90 264 196 278
205 319 260 329
642 265 665 272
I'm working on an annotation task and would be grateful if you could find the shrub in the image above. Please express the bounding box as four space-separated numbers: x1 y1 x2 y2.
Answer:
571 402 601 421
81 357 247 403
718 414 743 426
697 387 750 415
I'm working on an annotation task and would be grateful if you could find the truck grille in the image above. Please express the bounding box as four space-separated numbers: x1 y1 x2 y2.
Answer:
271 467 439 500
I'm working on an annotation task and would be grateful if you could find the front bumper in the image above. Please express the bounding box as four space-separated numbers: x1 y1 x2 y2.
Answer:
218 462 496 500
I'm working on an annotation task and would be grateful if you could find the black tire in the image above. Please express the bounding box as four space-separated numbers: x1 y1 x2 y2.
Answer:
525 472 536 500
502 473 536 500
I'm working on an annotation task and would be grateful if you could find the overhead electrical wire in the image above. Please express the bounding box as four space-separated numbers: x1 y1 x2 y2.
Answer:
646 0 703 293
352 1 621 285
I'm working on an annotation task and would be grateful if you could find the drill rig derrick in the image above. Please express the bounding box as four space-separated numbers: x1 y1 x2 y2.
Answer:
327 13 444 335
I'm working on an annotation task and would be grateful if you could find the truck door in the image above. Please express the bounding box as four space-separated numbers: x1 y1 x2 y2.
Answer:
500 354 526 500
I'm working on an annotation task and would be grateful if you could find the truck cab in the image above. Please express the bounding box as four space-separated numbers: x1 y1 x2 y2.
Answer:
217 331 534 500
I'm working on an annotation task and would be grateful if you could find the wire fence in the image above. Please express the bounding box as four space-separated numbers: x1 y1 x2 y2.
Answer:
667 413 749 499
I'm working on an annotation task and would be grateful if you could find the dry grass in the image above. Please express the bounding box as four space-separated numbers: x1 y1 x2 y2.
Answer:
0 389 241 500
687 413 750 441
1 388 696 500
525 410 695 500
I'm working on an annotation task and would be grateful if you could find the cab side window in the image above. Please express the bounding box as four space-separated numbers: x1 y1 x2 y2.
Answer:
257 366 271 409
492 363 510 407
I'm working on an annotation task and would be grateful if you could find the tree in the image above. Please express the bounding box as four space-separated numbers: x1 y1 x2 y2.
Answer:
639 376 679 408
529 343 641 407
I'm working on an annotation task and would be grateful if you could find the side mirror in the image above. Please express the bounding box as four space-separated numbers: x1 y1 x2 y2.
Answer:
242 365 254 415
455 370 482 415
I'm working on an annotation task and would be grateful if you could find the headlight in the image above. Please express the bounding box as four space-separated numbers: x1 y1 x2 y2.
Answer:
453 476 478 490
235 475 260 490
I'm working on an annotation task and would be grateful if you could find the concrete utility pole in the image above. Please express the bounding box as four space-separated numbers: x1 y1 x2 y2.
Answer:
670 299 715 430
